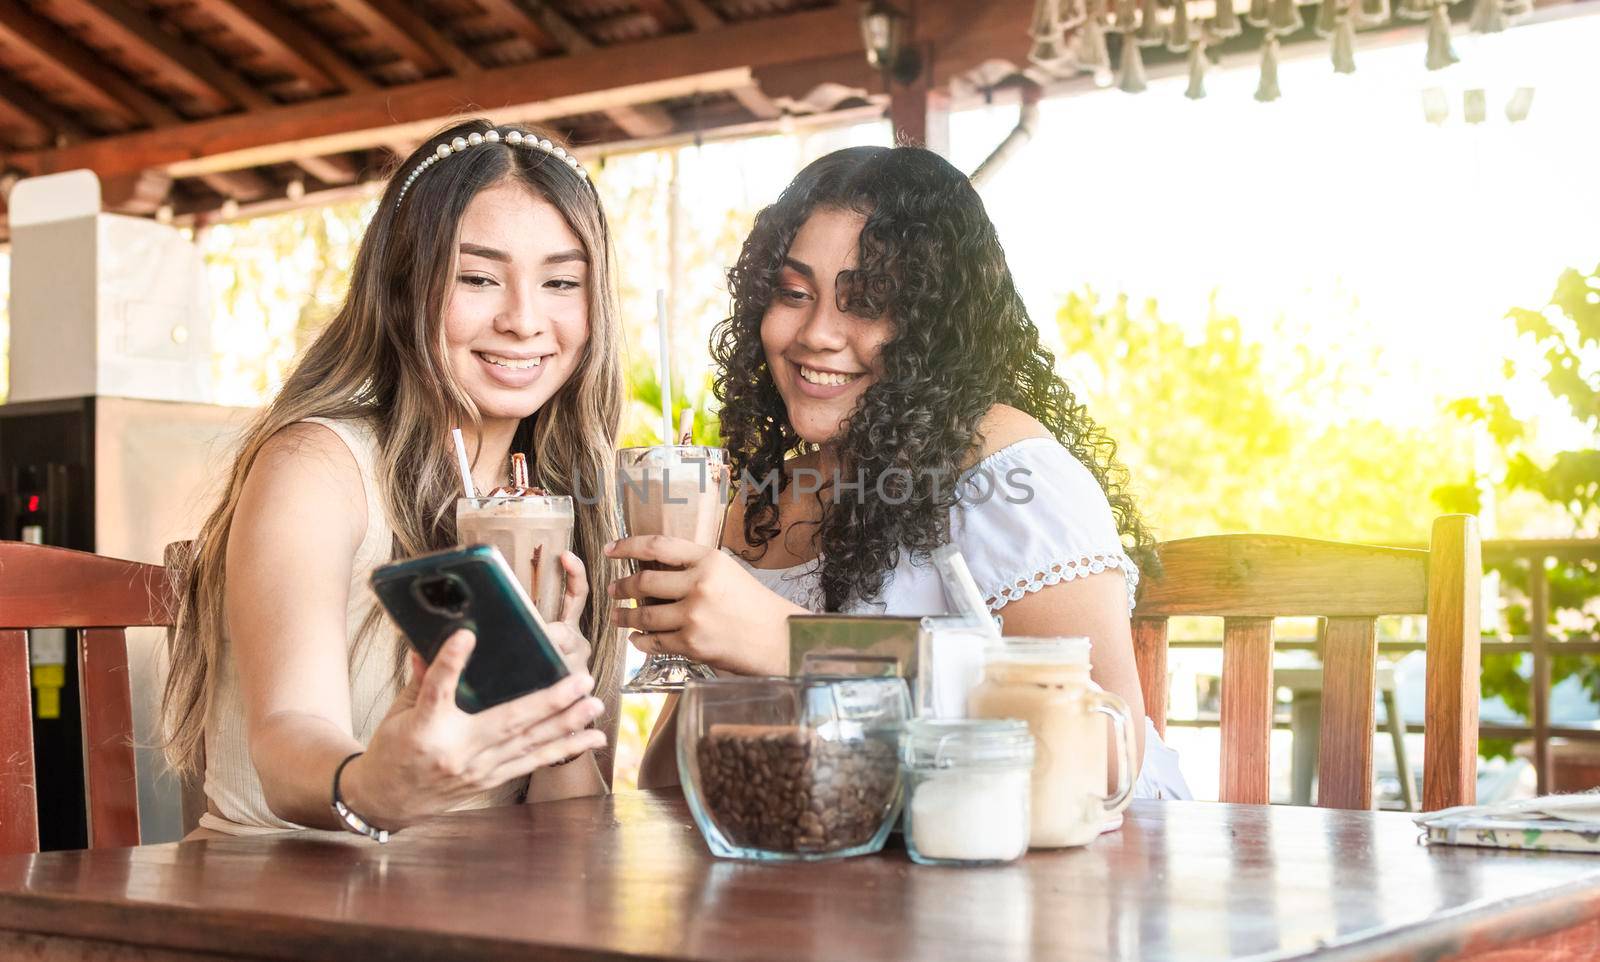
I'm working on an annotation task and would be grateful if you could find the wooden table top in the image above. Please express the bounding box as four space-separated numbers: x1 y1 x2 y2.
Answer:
2 791 1599 962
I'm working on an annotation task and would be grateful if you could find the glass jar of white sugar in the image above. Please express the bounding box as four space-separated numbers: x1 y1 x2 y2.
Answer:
899 718 1034 866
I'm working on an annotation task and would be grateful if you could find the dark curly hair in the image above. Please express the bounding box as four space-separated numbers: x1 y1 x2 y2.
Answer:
712 145 1155 611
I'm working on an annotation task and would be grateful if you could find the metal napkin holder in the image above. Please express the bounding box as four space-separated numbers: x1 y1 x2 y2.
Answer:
788 614 996 718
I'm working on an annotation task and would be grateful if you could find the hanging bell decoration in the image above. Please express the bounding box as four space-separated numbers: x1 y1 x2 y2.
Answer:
1255 34 1283 101
1463 88 1487 124
1118 31 1150 91
1399 0 1434 19
1168 0 1193 51
1030 0 1055 36
1316 0 1340 36
1269 0 1304 34
1059 0 1090 31
1420 86 1450 124
1112 0 1139 32
1426 3 1459 70
1030 32 1070 68
1211 0 1243 36
1469 0 1506 32
1247 0 1270 27
1028 0 1066 69
1029 32 1066 67
1357 0 1391 25
1137 0 1166 45
1184 39 1208 99
1077 15 1116 85
1505 86 1534 122
1332 14 1357 72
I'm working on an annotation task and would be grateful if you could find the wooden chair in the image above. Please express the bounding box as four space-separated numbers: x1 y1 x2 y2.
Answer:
0 541 172 853
161 540 210 838
1132 514 1481 811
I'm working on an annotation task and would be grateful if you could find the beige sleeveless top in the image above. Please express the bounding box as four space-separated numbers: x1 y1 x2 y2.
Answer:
199 417 519 835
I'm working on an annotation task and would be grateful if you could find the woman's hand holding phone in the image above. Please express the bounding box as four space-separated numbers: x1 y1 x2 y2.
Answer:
340 629 606 829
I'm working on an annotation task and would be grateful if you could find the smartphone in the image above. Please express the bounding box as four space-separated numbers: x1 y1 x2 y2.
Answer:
370 545 570 713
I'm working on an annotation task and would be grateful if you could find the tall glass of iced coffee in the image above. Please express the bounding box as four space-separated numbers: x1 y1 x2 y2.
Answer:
456 453 574 623
616 444 730 692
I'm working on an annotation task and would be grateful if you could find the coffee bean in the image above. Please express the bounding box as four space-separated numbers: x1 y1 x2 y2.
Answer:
695 723 898 855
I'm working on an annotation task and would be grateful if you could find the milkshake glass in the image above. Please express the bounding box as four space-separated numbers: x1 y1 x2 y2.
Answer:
457 492 575 623
616 445 730 692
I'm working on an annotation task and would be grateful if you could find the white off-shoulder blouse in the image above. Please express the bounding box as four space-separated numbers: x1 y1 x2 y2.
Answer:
729 437 1192 801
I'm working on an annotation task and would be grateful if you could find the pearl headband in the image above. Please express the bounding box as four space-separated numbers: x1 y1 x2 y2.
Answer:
394 128 590 209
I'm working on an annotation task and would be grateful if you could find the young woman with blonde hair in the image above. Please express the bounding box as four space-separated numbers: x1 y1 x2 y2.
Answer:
164 118 625 837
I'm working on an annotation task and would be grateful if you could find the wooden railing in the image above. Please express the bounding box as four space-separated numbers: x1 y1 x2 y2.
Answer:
1160 538 1600 798
1483 539 1599 794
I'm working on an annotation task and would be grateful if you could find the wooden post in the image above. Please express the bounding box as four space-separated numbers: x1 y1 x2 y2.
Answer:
1221 616 1275 805
0 630 38 854
1132 616 1169 736
1423 514 1481 811
1529 554 1551 795
79 629 141 848
887 48 949 155
1317 616 1379 810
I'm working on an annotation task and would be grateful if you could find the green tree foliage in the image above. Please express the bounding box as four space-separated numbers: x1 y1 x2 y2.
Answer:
1055 289 1474 544
1441 263 1600 757
200 197 374 405
622 357 722 449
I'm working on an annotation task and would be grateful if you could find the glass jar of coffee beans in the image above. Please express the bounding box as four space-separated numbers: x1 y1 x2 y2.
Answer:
678 675 910 861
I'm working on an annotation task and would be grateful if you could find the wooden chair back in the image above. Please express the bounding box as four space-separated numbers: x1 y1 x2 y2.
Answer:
1132 514 1481 811
161 540 209 838
0 541 172 853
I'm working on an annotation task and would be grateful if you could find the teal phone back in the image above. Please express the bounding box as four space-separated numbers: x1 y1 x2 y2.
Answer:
371 544 569 712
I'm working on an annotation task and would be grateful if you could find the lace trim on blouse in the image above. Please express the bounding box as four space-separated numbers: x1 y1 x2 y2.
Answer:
985 551 1141 613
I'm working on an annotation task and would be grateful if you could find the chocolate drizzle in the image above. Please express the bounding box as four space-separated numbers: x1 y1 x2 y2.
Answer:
529 544 545 605
484 452 550 497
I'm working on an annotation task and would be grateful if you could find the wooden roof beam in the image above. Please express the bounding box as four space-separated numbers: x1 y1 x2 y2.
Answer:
729 83 780 120
606 104 675 138
0 99 52 149
0 0 178 127
635 0 722 32
631 0 687 31
749 1 1033 110
523 1 593 52
752 53 876 109
68 0 270 111
519 1 683 141
679 0 723 30
14 4 871 180
197 168 275 200
295 153 362 185
205 0 377 94
101 168 172 214
468 0 560 55
173 178 377 225
0 71 88 143
322 0 479 76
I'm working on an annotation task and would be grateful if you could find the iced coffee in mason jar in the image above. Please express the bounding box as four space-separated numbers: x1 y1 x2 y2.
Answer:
968 637 1136 848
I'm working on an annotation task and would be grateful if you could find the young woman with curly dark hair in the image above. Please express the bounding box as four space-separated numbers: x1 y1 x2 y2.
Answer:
610 145 1188 798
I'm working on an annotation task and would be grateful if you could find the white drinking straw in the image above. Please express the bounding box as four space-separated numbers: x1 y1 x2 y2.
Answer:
450 427 477 498
656 288 674 446
934 544 998 635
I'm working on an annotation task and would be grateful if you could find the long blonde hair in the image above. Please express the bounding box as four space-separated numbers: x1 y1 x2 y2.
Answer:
163 118 624 778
